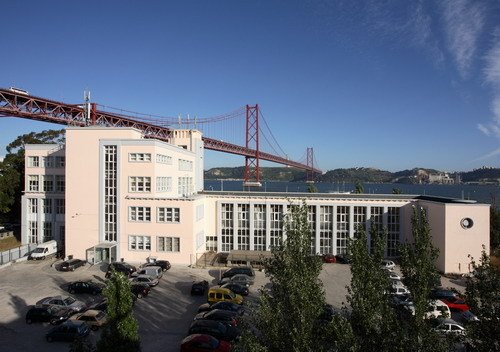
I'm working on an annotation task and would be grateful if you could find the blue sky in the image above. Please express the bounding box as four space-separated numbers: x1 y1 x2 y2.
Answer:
0 0 499 172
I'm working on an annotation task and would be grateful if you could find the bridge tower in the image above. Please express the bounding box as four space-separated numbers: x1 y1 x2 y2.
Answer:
306 147 315 183
243 104 262 187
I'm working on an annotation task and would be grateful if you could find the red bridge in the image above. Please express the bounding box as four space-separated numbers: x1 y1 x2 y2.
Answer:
0 87 321 184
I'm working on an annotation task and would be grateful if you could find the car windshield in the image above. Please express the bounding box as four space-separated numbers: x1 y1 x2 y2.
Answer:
95 311 106 320
64 297 76 305
33 248 45 253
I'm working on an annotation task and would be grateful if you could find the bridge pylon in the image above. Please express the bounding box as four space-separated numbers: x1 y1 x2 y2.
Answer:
306 147 315 183
243 104 261 187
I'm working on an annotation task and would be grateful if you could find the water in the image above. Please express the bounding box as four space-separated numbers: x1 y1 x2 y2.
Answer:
204 180 499 205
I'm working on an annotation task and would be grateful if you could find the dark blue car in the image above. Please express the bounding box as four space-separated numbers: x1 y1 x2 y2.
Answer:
45 320 90 342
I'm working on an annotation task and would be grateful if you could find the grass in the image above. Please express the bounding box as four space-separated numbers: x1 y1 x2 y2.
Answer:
0 236 21 252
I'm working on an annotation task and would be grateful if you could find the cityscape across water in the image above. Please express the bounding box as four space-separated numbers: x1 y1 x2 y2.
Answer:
204 180 499 205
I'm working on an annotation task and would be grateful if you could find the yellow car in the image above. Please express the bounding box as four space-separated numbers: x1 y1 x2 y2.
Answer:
207 287 243 305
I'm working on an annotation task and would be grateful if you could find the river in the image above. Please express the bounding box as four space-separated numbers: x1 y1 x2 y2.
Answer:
204 180 499 205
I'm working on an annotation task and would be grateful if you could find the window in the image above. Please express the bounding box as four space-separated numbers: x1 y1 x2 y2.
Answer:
104 145 117 242
42 199 52 214
178 159 193 171
55 199 65 214
28 198 38 214
157 207 180 223
42 222 52 242
129 153 151 162
42 175 54 192
353 206 367 235
253 204 266 251
156 154 172 164
319 206 333 254
128 206 151 222
55 156 65 168
237 204 250 250
387 207 400 257
128 235 151 251
42 156 54 168
221 203 234 252
270 204 283 249
336 206 350 255
370 206 384 254
28 156 39 167
178 176 193 196
156 177 172 192
28 175 39 191
56 175 65 192
129 177 151 192
158 236 180 252
206 236 218 252
29 221 38 243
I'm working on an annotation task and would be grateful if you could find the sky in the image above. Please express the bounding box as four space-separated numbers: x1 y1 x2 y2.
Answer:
0 0 499 172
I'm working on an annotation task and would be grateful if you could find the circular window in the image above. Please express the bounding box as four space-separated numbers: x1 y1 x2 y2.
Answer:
461 218 474 229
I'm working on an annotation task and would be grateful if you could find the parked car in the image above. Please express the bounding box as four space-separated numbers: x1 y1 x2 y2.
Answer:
220 283 249 296
36 295 86 313
131 266 163 280
197 301 245 316
221 266 255 279
381 260 396 270
322 254 336 263
180 334 231 352
188 320 239 342
391 285 410 296
105 261 137 278
425 300 451 319
432 318 465 335
67 281 105 295
57 259 86 272
387 272 401 280
207 287 243 305
194 309 239 327
219 274 254 287
87 298 108 311
429 288 459 301
390 294 413 308
461 310 480 323
441 297 470 312
131 283 151 298
70 309 108 330
25 305 72 325
129 274 159 287
45 320 90 342
143 260 171 271
335 254 350 264
191 280 209 295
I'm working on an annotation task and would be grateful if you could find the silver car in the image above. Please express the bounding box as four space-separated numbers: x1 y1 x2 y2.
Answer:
36 295 86 313
129 274 159 287
219 274 254 287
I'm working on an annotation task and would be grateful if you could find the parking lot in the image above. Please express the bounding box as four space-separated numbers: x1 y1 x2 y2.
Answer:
0 258 464 352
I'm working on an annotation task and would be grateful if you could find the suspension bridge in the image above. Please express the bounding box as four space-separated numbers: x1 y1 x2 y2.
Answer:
0 87 321 185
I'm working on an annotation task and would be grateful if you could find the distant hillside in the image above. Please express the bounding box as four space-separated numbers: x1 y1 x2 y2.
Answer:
204 166 500 184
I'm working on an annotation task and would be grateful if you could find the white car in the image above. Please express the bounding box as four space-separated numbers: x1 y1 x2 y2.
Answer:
388 272 401 280
391 284 410 296
381 260 396 270
432 318 465 335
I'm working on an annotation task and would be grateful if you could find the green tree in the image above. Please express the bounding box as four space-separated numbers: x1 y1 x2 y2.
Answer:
345 224 405 351
490 200 500 251
353 181 364 194
465 248 500 352
96 270 141 352
307 183 318 193
399 206 447 352
235 202 327 352
0 129 65 223
392 188 403 194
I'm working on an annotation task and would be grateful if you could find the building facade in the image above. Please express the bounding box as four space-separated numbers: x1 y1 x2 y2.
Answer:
21 127 490 274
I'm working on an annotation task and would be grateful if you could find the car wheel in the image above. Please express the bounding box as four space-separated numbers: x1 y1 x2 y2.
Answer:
69 289 75 294
26 318 32 324
91 325 99 331
137 293 143 299
71 267 75 272
50 319 58 325
46 336 53 342
41 256 45 260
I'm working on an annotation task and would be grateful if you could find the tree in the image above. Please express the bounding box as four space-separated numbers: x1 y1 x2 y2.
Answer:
96 270 141 352
353 181 364 194
0 129 65 224
392 188 403 194
465 248 500 352
399 206 447 352
490 197 500 251
235 202 327 352
344 224 405 352
307 183 318 193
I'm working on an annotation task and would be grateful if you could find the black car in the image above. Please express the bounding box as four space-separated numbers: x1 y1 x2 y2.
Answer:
221 267 255 279
430 288 458 300
197 301 245 316
334 254 350 264
194 309 239 327
191 280 209 295
220 283 249 296
45 320 90 342
67 281 105 295
144 260 171 272
25 306 72 325
188 320 240 342
131 283 151 298
87 298 108 311
105 262 137 278
57 259 86 272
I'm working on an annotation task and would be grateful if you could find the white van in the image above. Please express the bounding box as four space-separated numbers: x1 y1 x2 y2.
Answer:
30 240 58 260
425 300 451 319
132 266 163 280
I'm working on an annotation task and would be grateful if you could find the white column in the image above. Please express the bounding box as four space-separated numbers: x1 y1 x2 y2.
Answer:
332 205 337 254
249 203 255 251
315 205 320 254
265 203 271 251
349 205 354 238
216 202 222 253
232 203 238 251
383 206 388 257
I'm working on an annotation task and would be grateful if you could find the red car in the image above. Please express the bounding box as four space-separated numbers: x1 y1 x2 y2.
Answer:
180 334 231 352
441 297 470 312
322 254 336 263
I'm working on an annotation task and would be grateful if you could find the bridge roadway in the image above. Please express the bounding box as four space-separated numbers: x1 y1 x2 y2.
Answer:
0 88 321 174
